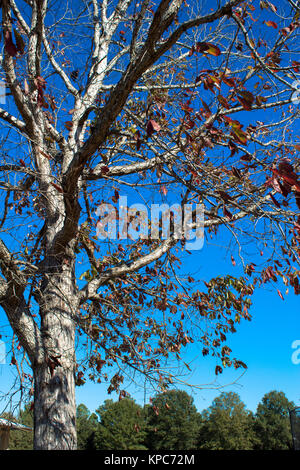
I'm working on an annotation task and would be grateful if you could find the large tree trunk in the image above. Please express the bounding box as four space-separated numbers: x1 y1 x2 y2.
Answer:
33 360 77 450
33 255 78 450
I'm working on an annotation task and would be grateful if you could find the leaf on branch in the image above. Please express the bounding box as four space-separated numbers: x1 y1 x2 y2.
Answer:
4 31 18 57
260 1 277 12
264 20 278 28
222 75 236 87
34 76 47 107
255 95 267 106
146 119 161 137
10 356 17 365
237 91 255 110
240 153 252 162
292 61 300 72
64 121 73 131
223 206 233 220
234 360 247 369
51 182 64 193
14 29 25 55
219 191 233 203
100 165 110 175
245 263 256 275
231 127 248 145
196 42 221 56
38 148 52 160
270 193 281 208
133 130 142 150
217 95 230 109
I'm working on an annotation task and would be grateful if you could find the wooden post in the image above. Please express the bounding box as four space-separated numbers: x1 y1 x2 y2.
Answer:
0 428 10 450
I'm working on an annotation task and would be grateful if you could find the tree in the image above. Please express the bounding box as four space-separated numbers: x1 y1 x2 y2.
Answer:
198 392 255 449
76 404 98 450
94 398 147 450
0 0 299 450
254 390 294 450
146 389 200 450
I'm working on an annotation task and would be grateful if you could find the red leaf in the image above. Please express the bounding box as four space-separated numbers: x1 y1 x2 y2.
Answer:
270 193 281 208
223 206 233 220
39 149 52 160
100 166 110 175
4 31 18 57
51 182 64 193
146 119 161 137
34 76 47 107
14 29 25 55
134 130 142 150
64 121 73 131
264 20 278 28
222 76 236 87
237 91 254 110
196 42 221 56
217 95 230 109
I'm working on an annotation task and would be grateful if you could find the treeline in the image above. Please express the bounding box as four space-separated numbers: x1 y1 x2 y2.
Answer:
3 390 295 450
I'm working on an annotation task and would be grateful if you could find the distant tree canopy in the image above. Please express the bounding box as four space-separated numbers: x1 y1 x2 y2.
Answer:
5 388 296 450
198 391 255 450
146 390 201 450
94 398 148 450
76 403 98 450
254 390 294 450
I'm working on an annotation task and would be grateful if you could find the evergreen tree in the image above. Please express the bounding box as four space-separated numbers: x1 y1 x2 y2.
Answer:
198 392 255 450
254 391 294 450
146 390 200 450
94 398 147 450
76 404 98 450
